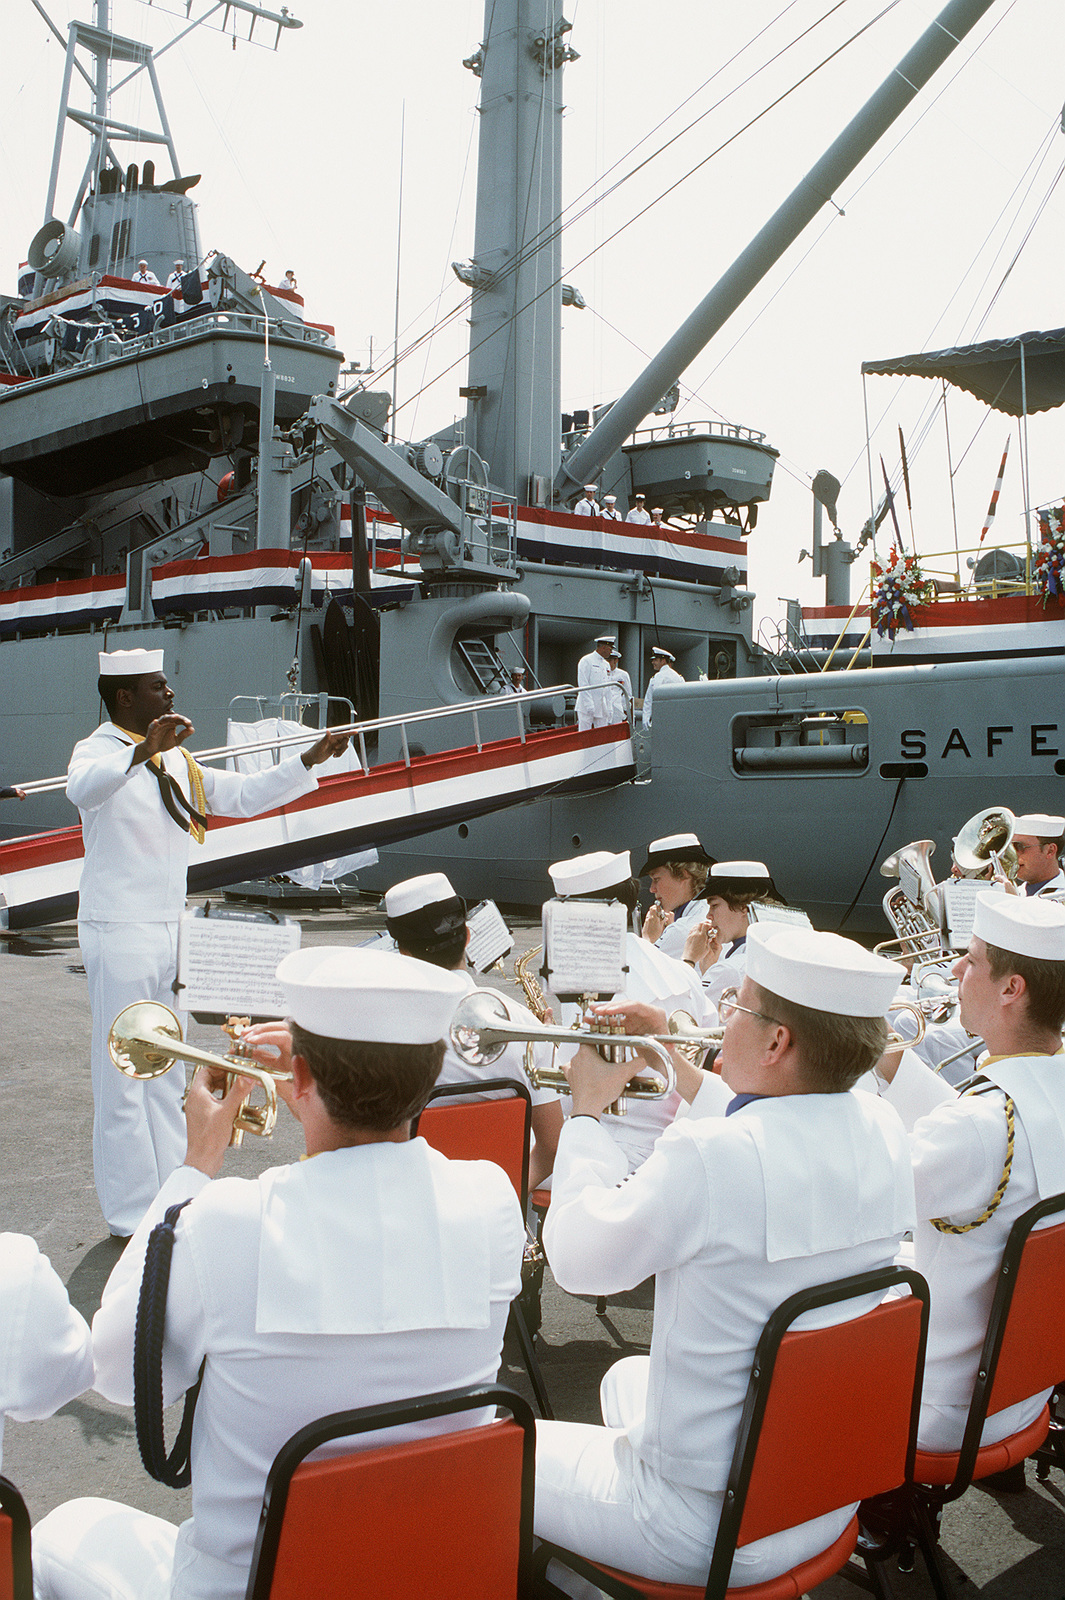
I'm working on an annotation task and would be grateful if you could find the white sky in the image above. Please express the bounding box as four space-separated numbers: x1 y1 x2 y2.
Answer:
2 0 1063 636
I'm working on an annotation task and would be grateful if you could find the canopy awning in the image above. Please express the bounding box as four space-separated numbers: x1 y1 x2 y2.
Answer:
861 328 1065 416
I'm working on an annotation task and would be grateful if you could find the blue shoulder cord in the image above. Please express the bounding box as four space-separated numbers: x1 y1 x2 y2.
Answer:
133 1199 205 1488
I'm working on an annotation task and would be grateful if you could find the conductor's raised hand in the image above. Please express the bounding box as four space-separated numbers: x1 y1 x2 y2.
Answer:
183 1066 254 1178
135 714 195 762
301 729 350 768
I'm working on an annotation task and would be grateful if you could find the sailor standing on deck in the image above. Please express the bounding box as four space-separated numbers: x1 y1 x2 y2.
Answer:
606 646 633 723
625 493 651 525
576 635 618 731
132 260 159 285
66 648 347 1239
574 485 601 517
601 495 623 521
165 260 185 293
32 948 525 1600
534 925 913 1590
1010 813 1065 898
641 646 683 731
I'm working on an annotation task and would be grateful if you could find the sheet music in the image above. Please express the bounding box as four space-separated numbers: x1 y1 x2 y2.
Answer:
465 899 513 973
943 877 993 949
176 909 300 1017
898 857 922 909
747 902 813 930
542 898 627 996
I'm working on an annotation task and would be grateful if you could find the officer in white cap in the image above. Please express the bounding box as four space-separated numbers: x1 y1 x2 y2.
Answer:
383 872 562 1187
638 833 717 959
606 644 633 725
534 925 913 1588
573 484 601 517
575 634 619 732
33 949 524 1600
625 493 651 525
1010 813 1065 897
641 645 684 731
545 850 707 1172
875 892 1065 1459
601 494 623 521
66 649 348 1239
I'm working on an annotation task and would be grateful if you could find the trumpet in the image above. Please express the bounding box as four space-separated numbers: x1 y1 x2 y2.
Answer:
449 989 676 1108
108 1001 293 1145
883 999 927 1054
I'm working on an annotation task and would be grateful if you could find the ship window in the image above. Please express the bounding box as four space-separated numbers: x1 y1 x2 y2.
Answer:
730 710 869 778
110 219 131 265
88 233 100 267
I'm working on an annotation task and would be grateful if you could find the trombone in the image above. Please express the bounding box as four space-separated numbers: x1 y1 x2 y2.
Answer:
450 989 678 1109
108 1001 293 1144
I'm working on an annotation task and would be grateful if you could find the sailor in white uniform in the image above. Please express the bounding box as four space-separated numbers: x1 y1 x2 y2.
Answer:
604 646 632 724
639 832 716 960
874 892 1065 1454
601 495 623 521
1011 812 1065 898
575 635 618 732
0 1235 93 1471
546 851 709 1173
640 647 683 731
683 861 783 1006
383 872 563 1188
534 925 913 1590
573 485 601 517
66 648 346 1239
625 493 651 525
32 948 525 1600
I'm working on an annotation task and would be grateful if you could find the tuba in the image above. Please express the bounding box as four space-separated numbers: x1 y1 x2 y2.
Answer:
108 1001 292 1145
876 838 946 962
953 807 1017 879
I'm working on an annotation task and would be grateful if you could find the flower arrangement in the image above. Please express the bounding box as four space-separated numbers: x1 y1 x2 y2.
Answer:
870 549 927 638
1034 506 1065 603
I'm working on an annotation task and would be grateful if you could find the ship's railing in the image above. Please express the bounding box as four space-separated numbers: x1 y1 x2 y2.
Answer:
882 536 1036 601
626 418 769 446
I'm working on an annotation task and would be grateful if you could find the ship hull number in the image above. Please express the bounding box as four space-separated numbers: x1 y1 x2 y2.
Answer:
900 725 1059 760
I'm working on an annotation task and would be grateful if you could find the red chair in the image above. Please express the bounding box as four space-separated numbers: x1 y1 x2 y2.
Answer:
531 1264 930 1600
0 1475 32 1600
245 1383 536 1600
412 1080 554 1419
874 1192 1065 1599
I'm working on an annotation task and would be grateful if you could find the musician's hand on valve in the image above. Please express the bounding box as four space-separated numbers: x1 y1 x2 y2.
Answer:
183 1067 255 1178
588 1000 667 1036
301 729 350 769
642 902 672 944
564 1042 642 1120
683 918 721 974
238 1021 299 1115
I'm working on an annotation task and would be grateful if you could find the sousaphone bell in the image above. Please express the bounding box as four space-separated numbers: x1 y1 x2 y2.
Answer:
108 1001 292 1145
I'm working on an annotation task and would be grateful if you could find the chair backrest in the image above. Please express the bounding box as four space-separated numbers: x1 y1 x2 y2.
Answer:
413 1079 531 1205
950 1192 1065 1490
707 1266 929 1598
246 1384 535 1600
0 1475 32 1600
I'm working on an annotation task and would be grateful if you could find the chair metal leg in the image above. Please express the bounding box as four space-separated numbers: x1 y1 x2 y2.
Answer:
509 1301 555 1419
911 1494 958 1600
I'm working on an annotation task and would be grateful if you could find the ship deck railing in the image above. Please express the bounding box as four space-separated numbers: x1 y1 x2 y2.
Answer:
625 417 770 446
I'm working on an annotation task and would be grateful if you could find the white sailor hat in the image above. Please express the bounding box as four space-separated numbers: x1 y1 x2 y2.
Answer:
549 849 631 897
384 872 457 919
634 493 646 500
584 483 598 493
384 872 466 953
651 507 664 514
972 891 1065 961
98 648 164 676
604 494 617 503
594 633 617 645
277 946 466 1043
707 860 781 901
650 646 675 660
746 924 904 1017
1012 813 1065 839
639 832 716 875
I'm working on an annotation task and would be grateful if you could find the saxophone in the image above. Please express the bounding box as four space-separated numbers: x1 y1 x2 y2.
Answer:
514 945 550 1022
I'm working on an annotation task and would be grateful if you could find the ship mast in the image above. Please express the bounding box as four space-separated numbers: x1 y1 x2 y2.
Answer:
457 1 576 504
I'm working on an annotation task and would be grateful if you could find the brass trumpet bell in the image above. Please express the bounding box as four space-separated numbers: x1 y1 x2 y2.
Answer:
449 989 675 1102
108 1001 290 1144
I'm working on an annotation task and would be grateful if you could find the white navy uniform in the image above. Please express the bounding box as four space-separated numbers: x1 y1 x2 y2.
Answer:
625 506 651 524
573 496 600 517
66 724 318 1235
602 505 623 521
556 934 710 1173
605 666 631 724
576 651 614 732
641 663 683 731
535 1079 914 1587
697 935 749 1007
32 1144 525 1600
881 1049 1065 1448
652 897 707 961
0 1234 93 1470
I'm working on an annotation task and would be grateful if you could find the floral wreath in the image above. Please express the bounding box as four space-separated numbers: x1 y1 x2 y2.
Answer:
1034 505 1065 604
870 549 927 638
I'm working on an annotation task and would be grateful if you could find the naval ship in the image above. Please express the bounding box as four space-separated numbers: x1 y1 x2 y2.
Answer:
1 0 1062 934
